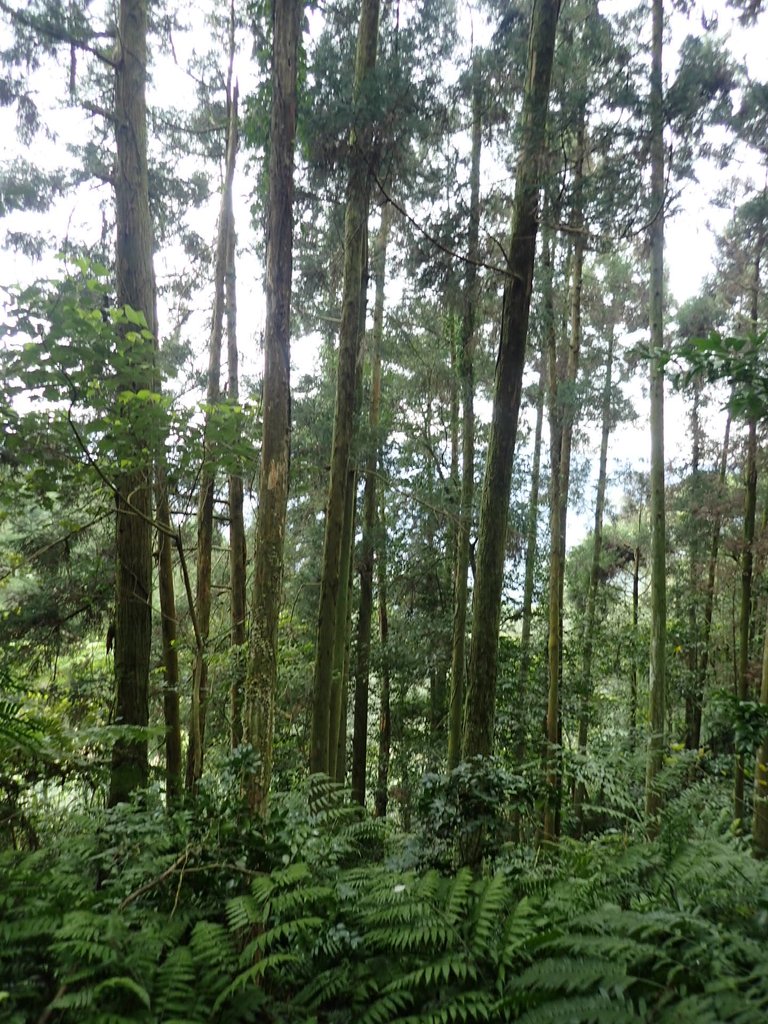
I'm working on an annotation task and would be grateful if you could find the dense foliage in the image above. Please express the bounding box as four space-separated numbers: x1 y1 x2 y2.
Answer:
1 0 768 1019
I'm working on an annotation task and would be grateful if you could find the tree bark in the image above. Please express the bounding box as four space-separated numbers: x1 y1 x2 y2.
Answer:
311 0 380 776
375 491 391 817
329 466 357 781
186 81 239 792
684 383 703 749
448 60 481 771
540 223 561 842
645 0 667 830
244 0 301 815
352 200 391 805
227 154 246 751
108 0 156 806
573 323 615 832
519 362 546 710
545 120 587 843
735 221 764 827
690 411 731 751
753 599 768 858
630 517 641 749
463 0 562 760
735 429 758 826
155 470 182 804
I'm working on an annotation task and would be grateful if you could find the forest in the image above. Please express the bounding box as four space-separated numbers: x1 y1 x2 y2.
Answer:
1 0 768 1020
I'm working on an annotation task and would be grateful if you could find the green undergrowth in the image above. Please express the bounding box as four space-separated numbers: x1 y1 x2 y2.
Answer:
1 772 767 1024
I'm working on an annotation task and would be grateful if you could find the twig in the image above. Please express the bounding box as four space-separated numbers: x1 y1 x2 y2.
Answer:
171 846 191 918
370 169 508 277
120 848 192 910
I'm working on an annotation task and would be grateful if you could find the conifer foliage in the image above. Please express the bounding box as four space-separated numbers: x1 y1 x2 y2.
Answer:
1 0 768 1019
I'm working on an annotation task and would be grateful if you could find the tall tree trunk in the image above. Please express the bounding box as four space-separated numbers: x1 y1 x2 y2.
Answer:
754 599 768 858
352 200 391 805
519 361 546 709
244 0 301 815
645 0 667 830
573 323 615 832
310 0 380 776
630 517 641 749
542 224 562 844
545 120 587 843
684 384 703 749
155 471 182 804
227 153 246 751
556 113 587 590
109 0 156 806
735 223 764 826
463 0 562 760
735 432 759 825
448 60 481 771
329 467 357 781
375 492 391 817
691 411 732 750
187 79 239 792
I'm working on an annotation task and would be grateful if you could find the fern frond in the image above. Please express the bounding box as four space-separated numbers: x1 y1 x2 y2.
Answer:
358 988 417 1024
444 868 474 926
515 993 643 1023
470 873 509 956
213 951 302 1011
513 955 631 996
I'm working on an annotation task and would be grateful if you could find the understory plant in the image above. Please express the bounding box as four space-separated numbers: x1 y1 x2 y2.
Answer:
1 769 767 1023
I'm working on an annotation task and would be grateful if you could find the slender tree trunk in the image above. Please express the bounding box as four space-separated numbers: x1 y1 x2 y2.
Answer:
352 201 391 805
227 158 246 751
736 225 764 826
155 471 182 804
375 492 391 817
542 224 563 844
311 0 380 776
691 411 732 750
329 467 357 780
187 81 239 792
519 362 546 707
448 61 481 771
556 117 586 576
684 384 702 749
545 121 587 842
630 519 641 749
244 0 301 815
645 0 667 830
735 424 758 825
573 324 615 831
109 0 156 806
463 0 562 760
754 599 768 858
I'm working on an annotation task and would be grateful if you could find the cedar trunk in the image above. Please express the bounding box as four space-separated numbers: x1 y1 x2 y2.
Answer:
155 470 182 804
245 0 301 814
573 324 615 831
109 0 156 806
375 492 392 817
187 84 238 791
227 172 247 750
753 600 768 857
351 201 391 804
310 0 380 776
645 0 667 828
519 362 546 706
463 0 562 760
448 60 481 771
